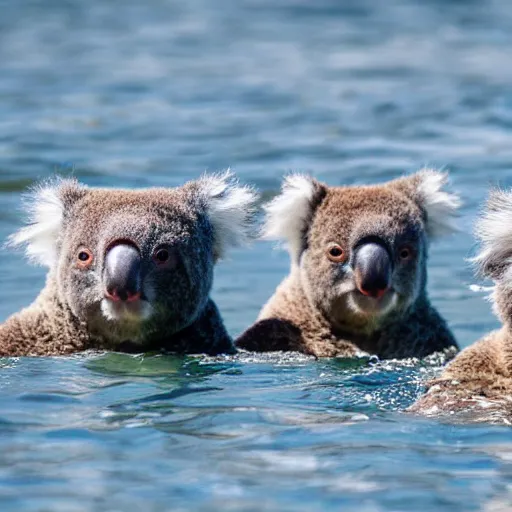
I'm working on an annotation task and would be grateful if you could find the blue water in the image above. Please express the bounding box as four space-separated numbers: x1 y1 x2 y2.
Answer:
1 0 512 510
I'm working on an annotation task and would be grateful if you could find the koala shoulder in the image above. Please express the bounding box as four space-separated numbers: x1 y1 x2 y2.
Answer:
442 332 502 379
408 330 510 418
169 299 235 355
381 300 458 359
0 309 39 356
236 274 360 357
236 275 308 352
0 299 89 356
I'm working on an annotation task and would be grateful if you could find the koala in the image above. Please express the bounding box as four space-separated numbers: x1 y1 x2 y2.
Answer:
410 189 512 419
236 169 460 359
0 172 257 356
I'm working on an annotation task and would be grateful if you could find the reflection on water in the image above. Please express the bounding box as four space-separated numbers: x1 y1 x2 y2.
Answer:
0 352 510 511
1 0 512 510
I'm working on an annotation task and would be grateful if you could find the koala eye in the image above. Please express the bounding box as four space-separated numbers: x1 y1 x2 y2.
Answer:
326 244 346 263
399 245 414 261
76 248 94 268
152 247 176 268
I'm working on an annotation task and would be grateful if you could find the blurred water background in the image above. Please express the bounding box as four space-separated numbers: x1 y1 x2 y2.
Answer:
1 0 512 510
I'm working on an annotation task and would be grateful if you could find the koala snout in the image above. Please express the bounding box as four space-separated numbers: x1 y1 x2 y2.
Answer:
104 243 142 302
353 242 393 299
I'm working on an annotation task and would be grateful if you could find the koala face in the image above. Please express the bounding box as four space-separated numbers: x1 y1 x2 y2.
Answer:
57 189 216 338
264 170 460 330
10 173 257 343
301 187 427 327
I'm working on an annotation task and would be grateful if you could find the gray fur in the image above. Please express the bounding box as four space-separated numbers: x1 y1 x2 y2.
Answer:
1 172 258 356
237 169 460 359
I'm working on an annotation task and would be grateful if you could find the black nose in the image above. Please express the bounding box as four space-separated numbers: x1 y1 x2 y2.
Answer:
354 242 392 299
104 243 141 302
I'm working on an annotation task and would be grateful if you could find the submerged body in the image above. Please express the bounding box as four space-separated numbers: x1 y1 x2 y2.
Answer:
409 329 512 423
411 189 512 422
0 173 257 356
237 170 460 359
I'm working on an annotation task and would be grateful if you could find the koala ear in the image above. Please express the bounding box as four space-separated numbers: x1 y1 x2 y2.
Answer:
473 189 512 279
195 171 259 259
7 178 87 267
393 169 461 239
262 174 326 263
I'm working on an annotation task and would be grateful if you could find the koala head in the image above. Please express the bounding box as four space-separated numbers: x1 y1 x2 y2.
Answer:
9 172 257 342
264 170 460 331
473 189 512 325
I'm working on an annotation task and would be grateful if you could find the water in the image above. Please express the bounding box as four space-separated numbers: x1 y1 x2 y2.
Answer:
0 0 511 509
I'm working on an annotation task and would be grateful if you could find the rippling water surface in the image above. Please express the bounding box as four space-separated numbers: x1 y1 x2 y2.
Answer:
1 0 512 510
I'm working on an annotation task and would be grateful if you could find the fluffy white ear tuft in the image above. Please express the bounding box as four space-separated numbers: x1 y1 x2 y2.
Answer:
414 169 461 239
262 174 321 262
473 189 512 277
7 178 73 267
198 171 259 259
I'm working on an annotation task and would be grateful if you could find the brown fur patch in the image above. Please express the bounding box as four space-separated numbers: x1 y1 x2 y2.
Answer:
237 171 459 359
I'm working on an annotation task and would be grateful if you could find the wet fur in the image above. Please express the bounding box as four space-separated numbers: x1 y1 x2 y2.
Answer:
411 190 512 421
237 170 460 359
1 173 257 356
